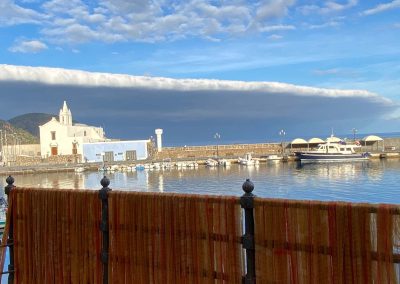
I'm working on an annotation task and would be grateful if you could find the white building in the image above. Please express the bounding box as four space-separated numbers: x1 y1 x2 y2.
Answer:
39 101 153 162
39 101 106 159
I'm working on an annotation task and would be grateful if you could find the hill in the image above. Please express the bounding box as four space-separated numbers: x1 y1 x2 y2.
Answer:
0 120 39 144
8 113 55 137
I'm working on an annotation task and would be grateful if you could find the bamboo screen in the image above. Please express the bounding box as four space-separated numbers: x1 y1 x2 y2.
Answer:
108 191 243 283
10 188 102 284
254 198 400 283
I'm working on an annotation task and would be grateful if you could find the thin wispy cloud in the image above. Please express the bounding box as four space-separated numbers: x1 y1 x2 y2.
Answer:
298 0 358 15
361 0 400 16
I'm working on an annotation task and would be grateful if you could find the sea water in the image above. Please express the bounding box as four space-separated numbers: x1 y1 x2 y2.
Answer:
1 159 400 204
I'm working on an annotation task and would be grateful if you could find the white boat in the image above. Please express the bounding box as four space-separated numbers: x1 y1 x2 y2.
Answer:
206 159 218 167
266 155 283 161
238 153 259 166
74 167 86 173
295 141 370 163
187 162 199 168
218 159 231 166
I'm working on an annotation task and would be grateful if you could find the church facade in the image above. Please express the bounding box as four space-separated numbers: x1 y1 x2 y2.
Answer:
39 101 106 159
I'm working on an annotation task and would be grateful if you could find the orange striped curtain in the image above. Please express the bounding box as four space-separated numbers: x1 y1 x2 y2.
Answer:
11 188 102 284
254 198 400 283
108 191 243 283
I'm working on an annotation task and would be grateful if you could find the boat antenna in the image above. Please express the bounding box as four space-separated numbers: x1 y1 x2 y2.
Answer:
331 127 334 137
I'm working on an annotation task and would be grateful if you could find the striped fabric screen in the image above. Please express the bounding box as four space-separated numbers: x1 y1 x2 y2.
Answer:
254 198 400 283
11 188 102 284
108 191 244 283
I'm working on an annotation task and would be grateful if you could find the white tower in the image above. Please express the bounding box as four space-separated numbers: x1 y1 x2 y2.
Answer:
59 101 72 126
155 129 163 152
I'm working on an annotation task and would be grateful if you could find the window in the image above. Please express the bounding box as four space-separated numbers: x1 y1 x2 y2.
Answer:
51 131 56 140
84 131 87 136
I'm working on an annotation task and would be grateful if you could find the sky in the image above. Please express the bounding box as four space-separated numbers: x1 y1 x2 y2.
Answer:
0 0 399 145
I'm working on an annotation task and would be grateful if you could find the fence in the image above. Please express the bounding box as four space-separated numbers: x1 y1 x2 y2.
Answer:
1 176 400 283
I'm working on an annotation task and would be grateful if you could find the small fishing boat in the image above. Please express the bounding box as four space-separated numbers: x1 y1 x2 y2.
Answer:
205 159 218 167
74 167 86 173
218 159 231 166
295 141 370 163
238 153 259 166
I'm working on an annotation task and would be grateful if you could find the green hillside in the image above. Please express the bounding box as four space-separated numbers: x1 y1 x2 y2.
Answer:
0 120 39 144
8 113 55 137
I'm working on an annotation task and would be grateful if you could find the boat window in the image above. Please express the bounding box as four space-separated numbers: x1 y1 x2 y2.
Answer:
329 146 335 149
340 148 345 151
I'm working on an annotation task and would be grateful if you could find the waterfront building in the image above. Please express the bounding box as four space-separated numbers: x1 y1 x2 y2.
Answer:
39 101 151 163
39 101 106 159
82 140 150 163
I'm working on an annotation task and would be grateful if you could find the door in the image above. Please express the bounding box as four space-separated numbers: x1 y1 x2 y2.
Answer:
125 150 137 161
104 151 114 162
51 147 58 156
72 143 78 154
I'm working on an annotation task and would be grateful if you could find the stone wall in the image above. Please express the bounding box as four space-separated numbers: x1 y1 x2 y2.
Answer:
15 154 82 166
154 143 282 160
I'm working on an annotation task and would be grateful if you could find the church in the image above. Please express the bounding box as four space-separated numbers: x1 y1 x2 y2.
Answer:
39 101 106 158
39 101 152 162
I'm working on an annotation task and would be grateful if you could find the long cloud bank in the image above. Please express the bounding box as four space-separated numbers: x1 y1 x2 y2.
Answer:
0 64 397 144
0 64 389 101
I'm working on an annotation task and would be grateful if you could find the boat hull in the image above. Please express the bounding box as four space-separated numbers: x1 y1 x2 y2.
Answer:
296 152 370 163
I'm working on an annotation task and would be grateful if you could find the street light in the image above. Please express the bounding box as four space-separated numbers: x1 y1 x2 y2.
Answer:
279 129 286 154
352 128 358 142
214 133 221 158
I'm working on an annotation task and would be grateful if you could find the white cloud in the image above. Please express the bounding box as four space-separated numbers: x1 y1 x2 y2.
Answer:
0 64 391 103
8 40 48 53
256 0 296 20
0 0 45 26
268 34 283 40
313 68 340 75
299 0 357 14
4 0 301 45
362 0 400 16
260 24 295 32
307 21 340 29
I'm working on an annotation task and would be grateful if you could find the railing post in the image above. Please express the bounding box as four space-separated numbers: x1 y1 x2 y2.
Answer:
4 176 15 284
241 179 256 284
99 176 111 284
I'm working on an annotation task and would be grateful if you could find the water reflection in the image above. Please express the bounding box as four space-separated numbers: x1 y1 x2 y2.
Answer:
1 159 400 203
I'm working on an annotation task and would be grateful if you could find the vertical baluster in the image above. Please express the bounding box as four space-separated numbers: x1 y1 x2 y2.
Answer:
4 176 15 283
241 179 256 284
99 176 111 284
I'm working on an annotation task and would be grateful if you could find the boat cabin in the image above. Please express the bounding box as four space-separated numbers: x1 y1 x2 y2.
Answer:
316 142 359 154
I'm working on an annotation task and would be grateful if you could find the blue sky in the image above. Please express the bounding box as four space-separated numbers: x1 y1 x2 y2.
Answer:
0 0 399 144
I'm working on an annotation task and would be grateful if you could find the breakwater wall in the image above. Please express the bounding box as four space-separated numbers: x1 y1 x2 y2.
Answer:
154 143 281 160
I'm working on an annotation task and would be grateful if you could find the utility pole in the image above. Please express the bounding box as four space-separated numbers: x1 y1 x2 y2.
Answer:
279 129 286 155
214 133 221 158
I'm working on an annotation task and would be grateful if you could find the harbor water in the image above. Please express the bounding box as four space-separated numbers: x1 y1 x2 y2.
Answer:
1 159 400 204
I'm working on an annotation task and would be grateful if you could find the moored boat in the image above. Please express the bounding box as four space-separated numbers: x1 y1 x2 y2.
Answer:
295 141 370 163
238 153 259 166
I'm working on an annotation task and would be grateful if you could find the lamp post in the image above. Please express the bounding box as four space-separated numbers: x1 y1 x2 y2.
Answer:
352 128 358 142
214 133 221 158
279 129 286 155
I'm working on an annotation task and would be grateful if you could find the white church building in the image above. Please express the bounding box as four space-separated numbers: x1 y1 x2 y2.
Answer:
39 101 157 162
